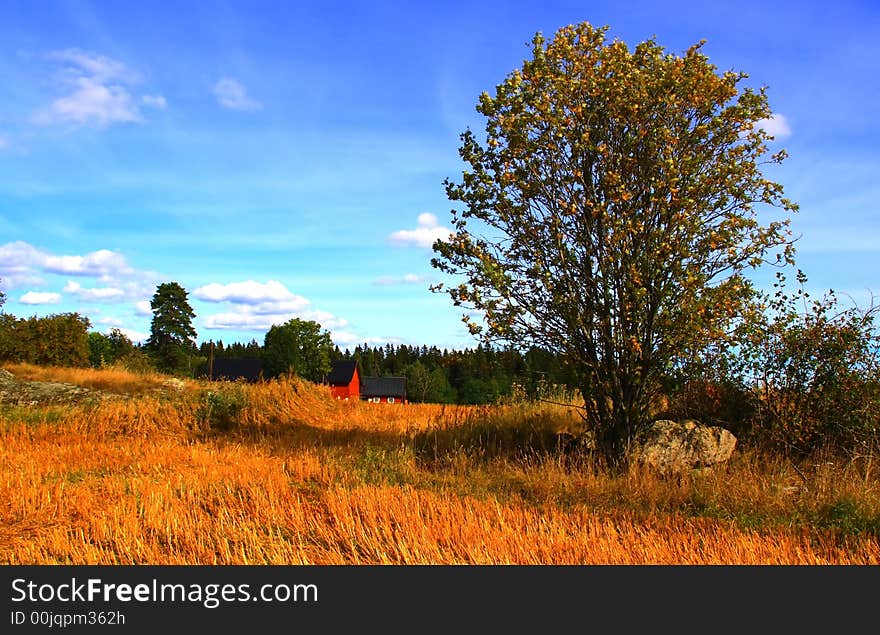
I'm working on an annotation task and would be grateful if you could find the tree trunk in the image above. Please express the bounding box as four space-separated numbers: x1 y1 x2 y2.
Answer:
584 383 641 470
593 417 634 470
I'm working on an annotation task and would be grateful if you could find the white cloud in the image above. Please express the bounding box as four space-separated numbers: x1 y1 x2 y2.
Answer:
51 49 133 82
201 308 348 333
374 273 430 286
213 78 262 111
34 49 163 128
0 242 55 287
64 280 125 301
35 50 140 127
299 310 348 330
135 300 152 315
116 327 149 344
0 241 158 306
327 331 403 348
197 280 353 335
194 280 307 307
47 249 134 277
756 113 792 139
44 80 142 126
0 241 46 274
329 330 362 346
201 312 281 331
0 241 136 280
142 95 167 109
246 300 311 315
20 291 61 305
97 316 124 326
389 213 453 248
0 240 135 279
0 247 45 287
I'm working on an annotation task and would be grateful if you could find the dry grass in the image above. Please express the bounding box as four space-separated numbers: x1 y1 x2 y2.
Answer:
1 364 878 564
2 361 182 396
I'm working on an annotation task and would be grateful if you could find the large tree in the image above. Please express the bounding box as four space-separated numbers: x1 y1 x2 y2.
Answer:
145 282 198 374
431 23 797 466
262 318 333 382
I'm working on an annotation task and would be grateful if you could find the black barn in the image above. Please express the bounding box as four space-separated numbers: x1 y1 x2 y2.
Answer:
210 358 264 382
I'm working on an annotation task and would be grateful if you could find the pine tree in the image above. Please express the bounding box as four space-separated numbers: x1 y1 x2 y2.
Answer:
145 282 197 375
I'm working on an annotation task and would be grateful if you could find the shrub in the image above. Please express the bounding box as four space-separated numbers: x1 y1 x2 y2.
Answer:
112 349 156 375
198 386 248 431
731 273 880 455
664 378 754 437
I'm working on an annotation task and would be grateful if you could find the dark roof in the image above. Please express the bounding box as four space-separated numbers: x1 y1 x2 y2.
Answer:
210 358 263 382
362 376 406 399
326 360 359 385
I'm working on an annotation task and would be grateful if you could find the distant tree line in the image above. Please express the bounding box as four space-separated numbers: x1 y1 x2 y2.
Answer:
0 283 571 406
201 338 576 405
0 309 154 374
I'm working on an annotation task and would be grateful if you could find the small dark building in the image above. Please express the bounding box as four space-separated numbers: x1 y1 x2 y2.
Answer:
361 376 407 404
210 358 264 382
326 360 361 400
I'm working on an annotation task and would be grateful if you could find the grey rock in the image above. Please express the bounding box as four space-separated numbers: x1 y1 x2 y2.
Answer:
0 368 101 405
631 419 737 473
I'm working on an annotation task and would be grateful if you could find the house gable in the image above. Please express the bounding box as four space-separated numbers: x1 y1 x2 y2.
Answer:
327 360 361 400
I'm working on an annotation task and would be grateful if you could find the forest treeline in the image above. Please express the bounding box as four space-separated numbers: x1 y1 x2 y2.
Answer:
202 338 574 405
0 305 571 406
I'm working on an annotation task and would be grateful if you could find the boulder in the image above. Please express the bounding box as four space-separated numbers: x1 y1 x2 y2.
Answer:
631 419 737 474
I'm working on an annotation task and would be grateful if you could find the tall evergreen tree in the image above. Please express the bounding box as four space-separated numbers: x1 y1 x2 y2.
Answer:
145 282 197 375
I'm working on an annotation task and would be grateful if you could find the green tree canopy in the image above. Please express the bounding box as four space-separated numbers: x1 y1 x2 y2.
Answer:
87 328 136 368
431 22 797 465
262 318 334 382
0 312 90 367
145 282 197 375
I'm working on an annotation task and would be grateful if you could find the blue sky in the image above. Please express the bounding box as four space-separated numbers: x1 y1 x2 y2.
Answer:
1 0 878 350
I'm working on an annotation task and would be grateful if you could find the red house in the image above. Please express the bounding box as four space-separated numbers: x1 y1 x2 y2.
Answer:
325 361 407 404
361 376 407 404
326 360 360 400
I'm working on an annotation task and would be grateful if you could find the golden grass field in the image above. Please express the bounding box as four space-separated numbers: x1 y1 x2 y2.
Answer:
1 362 878 564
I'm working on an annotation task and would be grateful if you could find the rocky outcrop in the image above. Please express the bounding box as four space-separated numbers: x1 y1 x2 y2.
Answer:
631 419 737 474
0 368 101 405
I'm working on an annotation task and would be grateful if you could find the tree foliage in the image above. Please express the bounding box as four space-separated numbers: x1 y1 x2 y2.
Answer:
262 318 334 382
145 282 198 375
87 328 137 368
730 273 880 455
431 22 797 465
0 312 90 367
